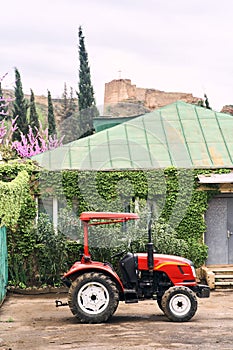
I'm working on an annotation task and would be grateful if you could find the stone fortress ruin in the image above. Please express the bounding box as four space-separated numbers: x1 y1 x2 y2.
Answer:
103 79 202 117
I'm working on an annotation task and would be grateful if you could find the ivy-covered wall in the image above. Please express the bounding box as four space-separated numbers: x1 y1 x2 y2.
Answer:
38 167 226 268
0 161 229 287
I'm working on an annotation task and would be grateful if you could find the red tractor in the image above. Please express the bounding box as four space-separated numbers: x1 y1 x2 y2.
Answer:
58 212 210 323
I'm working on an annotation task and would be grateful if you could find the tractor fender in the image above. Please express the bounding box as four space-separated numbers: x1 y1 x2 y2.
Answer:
63 261 124 292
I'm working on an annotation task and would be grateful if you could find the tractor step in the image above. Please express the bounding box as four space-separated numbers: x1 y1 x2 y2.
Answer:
125 299 139 304
124 289 138 303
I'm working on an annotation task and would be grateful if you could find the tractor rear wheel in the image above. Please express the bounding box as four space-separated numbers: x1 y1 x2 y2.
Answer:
68 272 119 323
161 286 197 322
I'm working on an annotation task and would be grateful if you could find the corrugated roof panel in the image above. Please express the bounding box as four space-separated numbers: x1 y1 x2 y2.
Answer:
196 107 215 119
218 118 233 142
107 158 135 169
199 119 222 142
159 104 180 120
181 119 205 142
225 143 233 158
107 139 129 146
188 142 213 167
123 125 147 142
87 145 111 162
163 121 184 144
144 128 167 145
166 142 193 167
207 143 232 167
176 103 198 120
130 144 152 162
149 143 172 164
107 125 126 137
109 144 131 159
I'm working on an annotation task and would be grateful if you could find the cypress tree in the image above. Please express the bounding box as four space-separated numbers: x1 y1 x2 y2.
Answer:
47 90 56 136
29 89 40 133
68 87 77 119
77 26 95 111
60 83 76 122
204 94 212 110
12 68 29 141
77 26 98 137
61 83 68 121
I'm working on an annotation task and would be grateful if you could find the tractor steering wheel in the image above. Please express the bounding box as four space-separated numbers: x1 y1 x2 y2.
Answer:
111 250 126 259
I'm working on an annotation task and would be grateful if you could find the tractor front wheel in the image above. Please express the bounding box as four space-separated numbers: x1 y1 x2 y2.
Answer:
68 272 119 323
156 297 164 312
161 286 197 322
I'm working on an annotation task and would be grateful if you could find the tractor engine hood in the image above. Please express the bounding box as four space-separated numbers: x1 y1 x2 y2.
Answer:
137 253 194 268
136 253 196 285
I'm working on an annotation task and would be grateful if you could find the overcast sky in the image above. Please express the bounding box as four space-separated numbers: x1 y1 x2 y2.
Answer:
1 0 233 111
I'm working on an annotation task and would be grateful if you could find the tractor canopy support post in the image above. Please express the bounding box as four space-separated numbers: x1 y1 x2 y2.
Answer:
83 221 90 258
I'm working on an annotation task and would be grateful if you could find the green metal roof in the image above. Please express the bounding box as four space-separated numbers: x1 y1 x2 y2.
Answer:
32 101 233 170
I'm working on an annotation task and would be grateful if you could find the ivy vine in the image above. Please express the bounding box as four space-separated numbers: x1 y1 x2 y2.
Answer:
0 167 32 229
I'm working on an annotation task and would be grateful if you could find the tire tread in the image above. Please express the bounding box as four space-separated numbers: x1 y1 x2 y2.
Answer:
68 272 119 323
161 286 197 322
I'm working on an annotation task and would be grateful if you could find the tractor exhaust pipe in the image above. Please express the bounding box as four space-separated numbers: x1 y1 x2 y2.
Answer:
147 218 154 271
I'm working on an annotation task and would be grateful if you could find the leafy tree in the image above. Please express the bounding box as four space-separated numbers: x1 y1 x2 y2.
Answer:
47 90 56 136
77 26 98 137
12 68 29 141
29 89 39 134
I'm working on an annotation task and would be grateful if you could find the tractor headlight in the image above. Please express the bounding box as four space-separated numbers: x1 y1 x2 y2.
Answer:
191 265 196 278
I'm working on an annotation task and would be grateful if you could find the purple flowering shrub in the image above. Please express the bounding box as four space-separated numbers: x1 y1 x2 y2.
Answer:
11 122 64 157
0 74 63 158
0 116 63 158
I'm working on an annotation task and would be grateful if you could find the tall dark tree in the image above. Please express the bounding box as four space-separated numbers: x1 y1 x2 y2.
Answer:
60 83 77 122
29 89 40 133
68 87 77 119
77 26 98 137
0 82 8 121
60 85 80 144
61 82 69 120
47 90 56 136
12 68 29 141
77 26 95 111
204 94 212 110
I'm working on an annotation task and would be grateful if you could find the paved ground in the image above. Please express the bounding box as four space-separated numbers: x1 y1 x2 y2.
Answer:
0 290 233 350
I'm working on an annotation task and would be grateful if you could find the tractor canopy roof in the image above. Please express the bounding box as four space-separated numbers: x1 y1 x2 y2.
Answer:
79 211 139 224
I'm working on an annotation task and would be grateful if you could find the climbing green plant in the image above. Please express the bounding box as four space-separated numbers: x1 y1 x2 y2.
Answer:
5 163 230 287
56 167 224 267
0 160 39 286
0 170 30 229
33 213 68 285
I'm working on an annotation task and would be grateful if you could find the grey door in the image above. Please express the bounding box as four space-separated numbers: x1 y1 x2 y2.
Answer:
205 197 233 265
